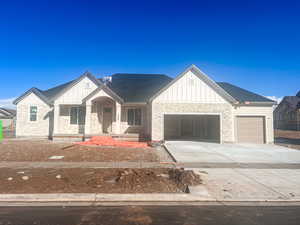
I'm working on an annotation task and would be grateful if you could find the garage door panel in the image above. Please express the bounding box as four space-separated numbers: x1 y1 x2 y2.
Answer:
164 115 220 143
236 116 265 144
164 115 181 139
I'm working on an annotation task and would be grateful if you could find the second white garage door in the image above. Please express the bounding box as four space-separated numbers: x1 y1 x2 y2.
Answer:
236 116 265 144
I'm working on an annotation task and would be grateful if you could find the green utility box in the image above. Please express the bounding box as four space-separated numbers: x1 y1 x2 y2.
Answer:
0 120 3 142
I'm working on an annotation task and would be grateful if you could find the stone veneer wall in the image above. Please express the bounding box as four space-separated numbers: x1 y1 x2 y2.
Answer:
120 106 148 135
56 105 81 134
151 103 234 142
16 93 52 137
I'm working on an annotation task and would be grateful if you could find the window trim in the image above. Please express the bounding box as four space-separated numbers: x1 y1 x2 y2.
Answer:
127 107 142 126
29 106 38 122
70 106 85 125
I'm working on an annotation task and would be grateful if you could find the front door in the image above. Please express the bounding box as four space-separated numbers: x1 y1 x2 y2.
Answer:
103 107 112 133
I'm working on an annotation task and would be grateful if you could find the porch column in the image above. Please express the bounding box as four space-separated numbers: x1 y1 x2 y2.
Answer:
53 104 59 134
85 104 92 135
116 102 121 134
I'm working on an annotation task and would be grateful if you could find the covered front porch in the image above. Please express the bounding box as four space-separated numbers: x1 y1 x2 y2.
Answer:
52 88 150 141
86 95 121 135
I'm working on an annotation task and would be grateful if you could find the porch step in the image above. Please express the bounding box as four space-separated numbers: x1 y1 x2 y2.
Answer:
111 133 140 138
114 137 149 142
52 136 84 142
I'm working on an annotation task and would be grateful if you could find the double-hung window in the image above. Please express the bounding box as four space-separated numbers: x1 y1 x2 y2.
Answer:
127 108 141 126
30 106 38 121
70 107 85 125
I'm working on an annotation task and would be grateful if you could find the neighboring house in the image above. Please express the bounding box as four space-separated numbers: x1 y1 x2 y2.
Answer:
13 65 276 144
0 107 16 128
274 91 300 130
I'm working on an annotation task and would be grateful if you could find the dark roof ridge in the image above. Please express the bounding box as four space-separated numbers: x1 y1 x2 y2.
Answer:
112 72 169 75
110 73 171 79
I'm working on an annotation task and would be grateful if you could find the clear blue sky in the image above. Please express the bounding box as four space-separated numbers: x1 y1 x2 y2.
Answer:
0 0 300 103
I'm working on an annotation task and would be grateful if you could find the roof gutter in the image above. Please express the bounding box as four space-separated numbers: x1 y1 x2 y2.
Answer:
234 101 276 107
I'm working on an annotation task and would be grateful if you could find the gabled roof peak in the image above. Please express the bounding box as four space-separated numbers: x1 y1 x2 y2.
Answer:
149 64 238 104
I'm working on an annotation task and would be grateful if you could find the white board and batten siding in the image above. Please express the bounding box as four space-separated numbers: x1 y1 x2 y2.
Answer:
55 77 98 105
54 77 98 134
153 70 227 104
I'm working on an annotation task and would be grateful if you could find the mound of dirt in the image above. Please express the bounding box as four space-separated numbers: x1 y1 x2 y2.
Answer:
116 169 161 190
168 168 202 193
113 168 202 193
0 168 201 194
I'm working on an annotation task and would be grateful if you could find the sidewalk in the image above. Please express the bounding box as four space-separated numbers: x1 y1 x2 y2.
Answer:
192 168 300 202
0 184 300 205
0 162 300 205
0 168 300 204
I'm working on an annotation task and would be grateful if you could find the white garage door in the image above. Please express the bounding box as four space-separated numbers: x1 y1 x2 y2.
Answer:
236 116 265 144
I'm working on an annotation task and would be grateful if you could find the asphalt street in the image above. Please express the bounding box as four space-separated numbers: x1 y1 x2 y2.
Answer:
0 205 299 225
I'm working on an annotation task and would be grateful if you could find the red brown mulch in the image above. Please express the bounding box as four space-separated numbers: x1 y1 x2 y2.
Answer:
78 136 149 148
0 168 202 194
0 140 159 162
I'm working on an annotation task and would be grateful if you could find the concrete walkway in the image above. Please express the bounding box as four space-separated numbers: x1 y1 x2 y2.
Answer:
179 162 300 169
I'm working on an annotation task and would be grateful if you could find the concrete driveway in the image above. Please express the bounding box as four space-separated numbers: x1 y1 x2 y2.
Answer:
164 141 300 164
165 141 300 202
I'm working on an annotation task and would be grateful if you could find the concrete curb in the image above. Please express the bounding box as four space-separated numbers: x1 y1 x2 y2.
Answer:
0 193 213 202
162 145 177 163
0 193 300 203
0 162 175 169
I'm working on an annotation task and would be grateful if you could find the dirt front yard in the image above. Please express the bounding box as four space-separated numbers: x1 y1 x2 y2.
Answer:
0 168 201 194
0 140 159 162
275 129 300 150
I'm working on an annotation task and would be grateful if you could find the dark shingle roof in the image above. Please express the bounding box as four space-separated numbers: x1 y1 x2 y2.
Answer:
217 82 275 103
281 96 300 111
42 80 74 100
0 107 16 117
104 73 173 102
38 76 274 104
14 71 275 105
